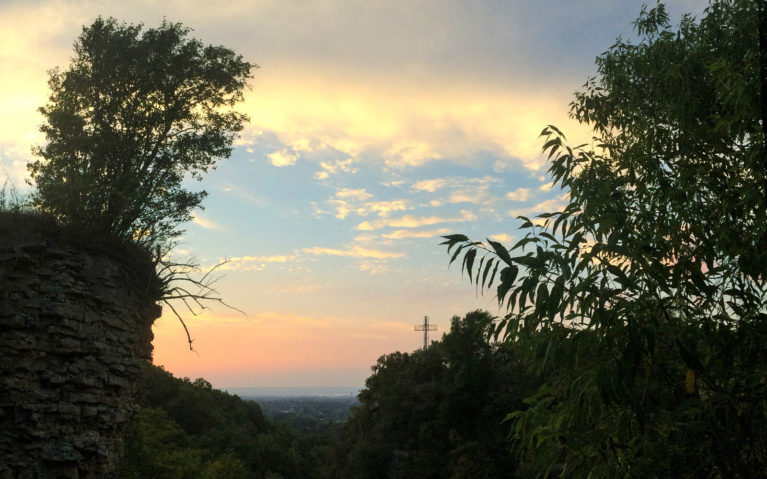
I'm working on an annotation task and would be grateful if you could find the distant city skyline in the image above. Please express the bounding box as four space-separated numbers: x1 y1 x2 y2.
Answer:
0 0 708 389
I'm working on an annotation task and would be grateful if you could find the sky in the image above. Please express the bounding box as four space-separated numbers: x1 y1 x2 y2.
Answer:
0 0 708 390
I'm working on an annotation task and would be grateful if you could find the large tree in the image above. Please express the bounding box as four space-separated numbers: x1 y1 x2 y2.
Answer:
28 17 253 249
341 311 533 479
444 1 767 476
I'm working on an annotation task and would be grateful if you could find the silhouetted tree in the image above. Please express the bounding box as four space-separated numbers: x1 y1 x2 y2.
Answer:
444 1 767 476
341 311 535 478
28 17 254 250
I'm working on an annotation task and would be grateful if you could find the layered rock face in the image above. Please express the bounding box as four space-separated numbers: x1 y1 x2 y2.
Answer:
0 234 160 478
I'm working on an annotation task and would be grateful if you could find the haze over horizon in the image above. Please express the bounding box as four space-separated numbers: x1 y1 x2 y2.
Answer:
0 0 707 389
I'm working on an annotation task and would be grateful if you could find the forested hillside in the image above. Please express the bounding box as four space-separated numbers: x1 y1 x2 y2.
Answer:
117 365 341 479
117 310 529 478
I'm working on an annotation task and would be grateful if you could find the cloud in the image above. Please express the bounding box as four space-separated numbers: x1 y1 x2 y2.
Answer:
0 0 600 199
335 188 372 201
267 149 297 167
327 199 364 219
271 283 321 294
382 228 450 239
326 188 410 220
358 261 389 274
509 194 569 218
240 67 592 172
191 212 224 231
412 176 501 211
217 254 297 271
383 141 443 168
448 184 493 205
357 210 476 231
539 182 555 192
366 200 409 217
489 233 514 243
303 245 403 259
314 158 357 180
412 179 446 193
506 187 531 202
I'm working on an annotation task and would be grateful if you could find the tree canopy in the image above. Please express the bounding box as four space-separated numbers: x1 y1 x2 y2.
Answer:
444 1 767 476
117 364 335 479
28 17 254 250
340 311 535 479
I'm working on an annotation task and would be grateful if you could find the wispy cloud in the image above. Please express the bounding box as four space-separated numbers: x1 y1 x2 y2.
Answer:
357 210 477 231
191 212 224 231
271 283 321 294
506 187 531 202
411 177 501 212
314 158 357 180
412 179 446 193
382 228 450 239
366 200 409 217
218 254 297 271
489 233 514 243
448 187 490 205
384 141 443 168
335 188 372 201
327 188 372 219
509 195 569 218
326 188 410 220
267 149 297 167
358 260 390 274
303 245 403 259
328 199 366 219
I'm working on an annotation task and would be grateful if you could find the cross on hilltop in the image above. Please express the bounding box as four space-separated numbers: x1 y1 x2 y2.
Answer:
414 316 438 349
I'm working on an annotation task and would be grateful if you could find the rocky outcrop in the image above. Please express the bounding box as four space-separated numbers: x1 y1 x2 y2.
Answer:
0 227 161 479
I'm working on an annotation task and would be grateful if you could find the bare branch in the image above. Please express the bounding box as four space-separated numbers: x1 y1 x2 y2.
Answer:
155 256 246 349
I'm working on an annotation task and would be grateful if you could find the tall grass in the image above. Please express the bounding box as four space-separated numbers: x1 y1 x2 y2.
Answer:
0 179 31 213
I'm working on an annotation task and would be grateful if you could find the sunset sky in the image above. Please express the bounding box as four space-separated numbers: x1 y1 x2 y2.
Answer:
0 0 707 390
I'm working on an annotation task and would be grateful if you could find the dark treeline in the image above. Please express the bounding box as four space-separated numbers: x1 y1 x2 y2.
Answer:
117 310 532 479
117 364 341 479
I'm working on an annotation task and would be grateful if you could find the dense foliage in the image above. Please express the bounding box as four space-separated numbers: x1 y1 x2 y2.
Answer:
117 365 340 479
443 1 767 476
339 311 538 479
118 312 537 478
28 17 253 250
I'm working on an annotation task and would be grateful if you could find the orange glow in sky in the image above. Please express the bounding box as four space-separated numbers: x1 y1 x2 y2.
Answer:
0 0 708 389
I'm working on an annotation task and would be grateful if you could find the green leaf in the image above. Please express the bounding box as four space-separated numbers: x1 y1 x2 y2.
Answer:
512 255 539 268
496 265 518 303
549 275 565 313
487 239 513 265
488 262 499 289
481 258 494 290
440 233 469 246
449 245 465 267
536 283 549 314
474 256 485 286
606 263 630 287
463 248 477 279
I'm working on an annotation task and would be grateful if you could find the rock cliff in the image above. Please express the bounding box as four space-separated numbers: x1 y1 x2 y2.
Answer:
0 214 161 478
